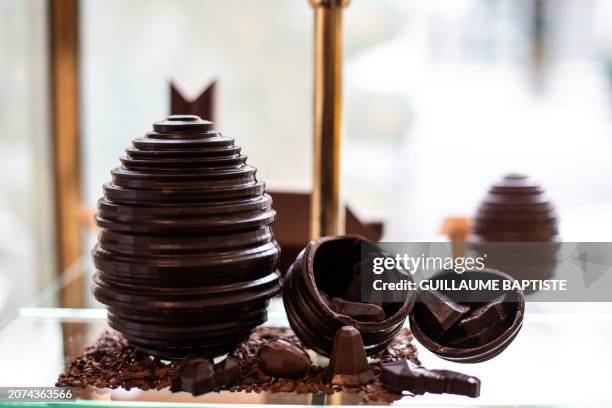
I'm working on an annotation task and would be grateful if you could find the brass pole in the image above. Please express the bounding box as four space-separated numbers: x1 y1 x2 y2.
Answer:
309 0 349 239
49 0 83 307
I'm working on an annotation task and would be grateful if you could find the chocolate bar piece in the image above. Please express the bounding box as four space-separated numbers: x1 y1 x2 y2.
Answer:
431 369 481 398
326 326 374 386
458 295 509 336
418 290 470 338
330 297 385 322
257 340 311 378
380 359 480 398
172 355 216 396
213 357 241 387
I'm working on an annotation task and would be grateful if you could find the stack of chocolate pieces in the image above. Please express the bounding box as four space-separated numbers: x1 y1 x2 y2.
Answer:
470 173 559 283
92 115 280 359
409 269 524 363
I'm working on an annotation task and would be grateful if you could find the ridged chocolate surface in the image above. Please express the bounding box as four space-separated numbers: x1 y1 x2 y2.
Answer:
470 174 559 283
472 174 558 242
282 236 415 357
93 115 280 359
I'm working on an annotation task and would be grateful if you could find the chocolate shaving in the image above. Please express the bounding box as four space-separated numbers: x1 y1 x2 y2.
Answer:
57 326 421 403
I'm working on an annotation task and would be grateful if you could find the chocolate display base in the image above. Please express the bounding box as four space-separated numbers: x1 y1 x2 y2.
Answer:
56 327 420 403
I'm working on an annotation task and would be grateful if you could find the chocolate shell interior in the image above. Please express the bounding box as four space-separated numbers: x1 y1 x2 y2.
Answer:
409 268 524 363
283 235 415 357
92 115 280 359
311 238 403 319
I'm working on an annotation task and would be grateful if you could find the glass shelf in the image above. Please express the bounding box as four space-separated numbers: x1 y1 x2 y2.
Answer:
1 262 612 406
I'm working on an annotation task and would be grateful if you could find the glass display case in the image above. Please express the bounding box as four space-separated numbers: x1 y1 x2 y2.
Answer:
1 259 611 406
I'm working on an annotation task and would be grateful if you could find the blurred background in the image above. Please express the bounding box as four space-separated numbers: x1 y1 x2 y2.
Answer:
3 0 612 324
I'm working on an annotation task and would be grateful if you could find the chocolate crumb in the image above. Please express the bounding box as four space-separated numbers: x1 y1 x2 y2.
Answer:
57 326 420 403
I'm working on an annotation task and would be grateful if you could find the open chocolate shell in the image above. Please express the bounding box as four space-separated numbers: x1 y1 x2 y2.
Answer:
282 235 416 357
409 268 525 363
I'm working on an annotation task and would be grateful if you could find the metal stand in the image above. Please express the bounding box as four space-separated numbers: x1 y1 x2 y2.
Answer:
309 0 350 239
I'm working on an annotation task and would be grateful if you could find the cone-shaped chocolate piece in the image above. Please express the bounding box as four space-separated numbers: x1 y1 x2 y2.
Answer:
214 357 241 387
325 326 374 386
470 174 559 284
92 115 280 359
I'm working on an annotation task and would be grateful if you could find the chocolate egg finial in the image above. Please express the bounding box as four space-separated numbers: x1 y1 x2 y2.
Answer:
93 116 280 359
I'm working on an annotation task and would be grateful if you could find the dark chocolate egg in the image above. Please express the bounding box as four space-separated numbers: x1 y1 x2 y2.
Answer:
92 115 280 359
282 235 415 357
470 174 559 284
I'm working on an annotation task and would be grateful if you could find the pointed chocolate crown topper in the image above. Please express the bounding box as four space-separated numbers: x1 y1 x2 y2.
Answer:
171 81 217 123
92 115 280 359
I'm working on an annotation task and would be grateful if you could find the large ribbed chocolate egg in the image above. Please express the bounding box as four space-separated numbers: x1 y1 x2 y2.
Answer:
470 174 559 283
92 115 280 359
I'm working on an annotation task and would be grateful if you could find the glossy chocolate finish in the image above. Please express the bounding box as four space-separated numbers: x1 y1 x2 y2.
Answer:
282 236 416 357
257 340 312 378
409 268 525 363
472 174 559 242
470 174 559 283
93 115 280 359
380 359 480 397
325 326 374 386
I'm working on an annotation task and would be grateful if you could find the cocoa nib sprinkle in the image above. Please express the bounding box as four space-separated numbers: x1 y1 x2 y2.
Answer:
57 326 419 403
56 330 178 391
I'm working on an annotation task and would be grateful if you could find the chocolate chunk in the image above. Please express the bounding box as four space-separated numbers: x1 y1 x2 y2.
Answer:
380 360 427 394
457 295 509 337
326 326 374 386
418 290 470 337
56 326 421 403
380 359 480 398
381 360 414 392
431 369 481 398
410 269 525 363
257 340 311 378
345 258 384 306
447 317 510 348
173 355 216 396
330 297 385 322
214 357 241 387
